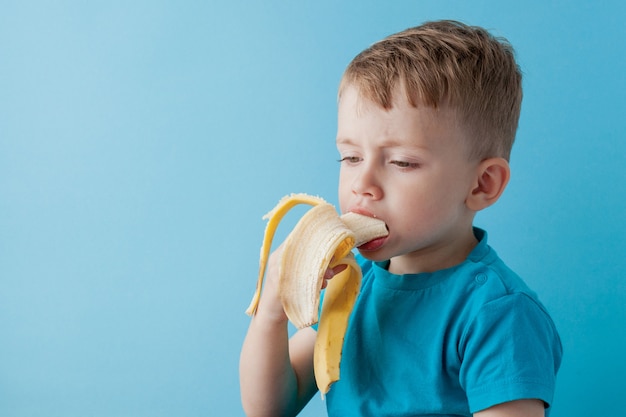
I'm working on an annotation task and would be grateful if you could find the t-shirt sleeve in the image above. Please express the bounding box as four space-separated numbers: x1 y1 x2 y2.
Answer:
459 292 563 413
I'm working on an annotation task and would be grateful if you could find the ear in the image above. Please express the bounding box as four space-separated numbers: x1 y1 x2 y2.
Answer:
466 157 510 211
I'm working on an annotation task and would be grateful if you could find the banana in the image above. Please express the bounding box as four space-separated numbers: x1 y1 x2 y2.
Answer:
245 193 388 394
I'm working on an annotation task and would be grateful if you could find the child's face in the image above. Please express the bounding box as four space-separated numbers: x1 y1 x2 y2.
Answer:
336 84 480 274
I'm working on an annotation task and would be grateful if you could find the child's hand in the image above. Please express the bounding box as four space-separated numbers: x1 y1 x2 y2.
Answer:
257 247 348 319
322 263 348 289
255 244 289 323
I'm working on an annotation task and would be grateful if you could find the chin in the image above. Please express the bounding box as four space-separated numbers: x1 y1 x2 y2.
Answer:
356 249 390 263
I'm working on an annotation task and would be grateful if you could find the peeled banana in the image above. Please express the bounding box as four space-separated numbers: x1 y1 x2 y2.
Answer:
245 193 388 394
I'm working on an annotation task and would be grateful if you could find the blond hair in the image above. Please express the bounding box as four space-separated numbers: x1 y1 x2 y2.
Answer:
339 20 522 161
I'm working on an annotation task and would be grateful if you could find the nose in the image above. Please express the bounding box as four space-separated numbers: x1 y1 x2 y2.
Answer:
351 162 383 200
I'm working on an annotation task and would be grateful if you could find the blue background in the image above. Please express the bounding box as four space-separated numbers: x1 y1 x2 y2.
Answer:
1 1 625 416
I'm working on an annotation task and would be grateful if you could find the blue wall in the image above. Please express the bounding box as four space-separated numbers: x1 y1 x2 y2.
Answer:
1 1 624 416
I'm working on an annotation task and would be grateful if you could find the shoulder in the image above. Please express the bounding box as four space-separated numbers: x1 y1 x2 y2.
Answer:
462 230 542 310
458 275 563 413
459 241 560 341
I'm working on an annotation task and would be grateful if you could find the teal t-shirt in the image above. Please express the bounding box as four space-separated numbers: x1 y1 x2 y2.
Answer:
319 228 562 416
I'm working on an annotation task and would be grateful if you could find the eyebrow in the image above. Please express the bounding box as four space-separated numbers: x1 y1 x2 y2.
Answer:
336 136 431 153
335 137 354 145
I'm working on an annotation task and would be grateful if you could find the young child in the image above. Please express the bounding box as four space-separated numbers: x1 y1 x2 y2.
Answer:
240 20 562 417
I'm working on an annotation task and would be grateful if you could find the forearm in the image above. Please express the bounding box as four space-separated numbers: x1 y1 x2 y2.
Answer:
240 310 299 416
474 399 545 417
240 246 318 416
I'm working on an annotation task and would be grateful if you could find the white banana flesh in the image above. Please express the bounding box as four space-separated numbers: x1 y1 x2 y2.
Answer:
245 193 388 394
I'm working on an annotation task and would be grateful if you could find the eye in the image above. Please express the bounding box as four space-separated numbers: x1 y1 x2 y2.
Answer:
390 160 420 169
338 156 362 164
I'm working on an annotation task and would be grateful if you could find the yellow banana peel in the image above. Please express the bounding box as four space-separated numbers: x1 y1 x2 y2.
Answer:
245 193 388 394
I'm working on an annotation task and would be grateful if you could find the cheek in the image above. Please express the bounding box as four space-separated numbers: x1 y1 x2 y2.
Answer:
338 170 352 201
338 192 351 214
391 179 458 223
337 171 350 212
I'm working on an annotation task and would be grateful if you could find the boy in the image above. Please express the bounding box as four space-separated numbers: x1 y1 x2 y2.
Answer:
240 20 562 417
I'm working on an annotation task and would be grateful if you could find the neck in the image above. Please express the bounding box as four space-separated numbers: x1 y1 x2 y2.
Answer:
387 227 478 276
